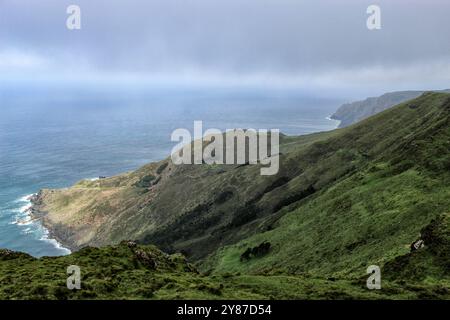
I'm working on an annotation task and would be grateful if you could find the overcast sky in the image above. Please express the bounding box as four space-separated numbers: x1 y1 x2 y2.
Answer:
0 0 449 97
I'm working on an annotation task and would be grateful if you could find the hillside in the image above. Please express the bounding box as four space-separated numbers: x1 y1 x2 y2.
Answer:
331 89 450 128
12 91 450 299
1 238 448 300
31 130 343 260
205 92 450 277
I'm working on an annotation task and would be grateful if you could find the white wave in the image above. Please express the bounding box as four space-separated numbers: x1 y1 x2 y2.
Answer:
326 115 341 129
39 228 71 255
22 227 33 234
16 216 33 226
10 194 35 225
15 194 34 203
10 194 71 255
19 203 32 213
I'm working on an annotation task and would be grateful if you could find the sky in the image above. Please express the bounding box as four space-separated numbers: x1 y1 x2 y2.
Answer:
0 0 449 97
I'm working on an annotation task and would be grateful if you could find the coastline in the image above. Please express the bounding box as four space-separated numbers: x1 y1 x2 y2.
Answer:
24 193 73 255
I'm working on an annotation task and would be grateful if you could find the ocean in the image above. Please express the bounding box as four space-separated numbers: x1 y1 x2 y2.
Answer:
0 84 342 257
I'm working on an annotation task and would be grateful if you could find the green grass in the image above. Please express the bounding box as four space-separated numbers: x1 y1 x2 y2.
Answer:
1 242 448 300
203 167 450 278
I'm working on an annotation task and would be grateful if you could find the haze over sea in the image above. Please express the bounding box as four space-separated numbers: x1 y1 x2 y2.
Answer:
0 84 342 257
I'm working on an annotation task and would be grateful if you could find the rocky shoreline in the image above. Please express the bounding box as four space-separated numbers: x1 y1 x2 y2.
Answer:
29 192 78 253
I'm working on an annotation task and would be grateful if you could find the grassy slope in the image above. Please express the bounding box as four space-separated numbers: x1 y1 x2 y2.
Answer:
2 92 449 299
0 241 447 300
202 92 450 287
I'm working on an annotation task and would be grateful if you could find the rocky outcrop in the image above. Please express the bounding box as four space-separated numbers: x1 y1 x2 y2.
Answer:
410 239 425 252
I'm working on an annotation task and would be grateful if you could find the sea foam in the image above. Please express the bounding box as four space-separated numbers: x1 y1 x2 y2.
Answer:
11 194 71 255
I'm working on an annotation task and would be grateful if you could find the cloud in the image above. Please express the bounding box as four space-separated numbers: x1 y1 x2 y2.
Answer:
0 0 449 96
0 48 48 70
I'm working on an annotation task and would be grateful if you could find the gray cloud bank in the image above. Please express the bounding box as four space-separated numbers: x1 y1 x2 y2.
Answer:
0 0 449 96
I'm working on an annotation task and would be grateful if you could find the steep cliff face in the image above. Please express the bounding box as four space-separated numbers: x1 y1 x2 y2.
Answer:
331 89 450 128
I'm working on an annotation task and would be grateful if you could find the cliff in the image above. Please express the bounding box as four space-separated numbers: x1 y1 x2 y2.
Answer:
331 89 450 128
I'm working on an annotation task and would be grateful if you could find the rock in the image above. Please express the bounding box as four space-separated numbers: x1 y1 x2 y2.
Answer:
410 239 425 252
134 249 157 269
240 241 271 262
125 240 137 248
